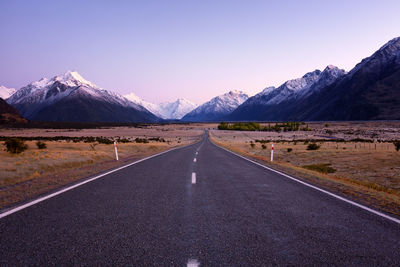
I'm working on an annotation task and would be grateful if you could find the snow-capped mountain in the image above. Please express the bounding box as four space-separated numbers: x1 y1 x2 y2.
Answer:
124 92 162 117
240 66 345 109
158 99 197 119
7 71 159 122
297 36 400 120
181 90 248 121
229 36 400 121
124 93 197 119
0 86 16 99
229 65 346 121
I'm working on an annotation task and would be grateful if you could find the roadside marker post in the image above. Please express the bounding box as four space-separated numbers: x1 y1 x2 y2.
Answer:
114 140 119 161
271 143 274 162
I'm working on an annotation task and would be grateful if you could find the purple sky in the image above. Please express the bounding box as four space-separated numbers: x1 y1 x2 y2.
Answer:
0 0 399 104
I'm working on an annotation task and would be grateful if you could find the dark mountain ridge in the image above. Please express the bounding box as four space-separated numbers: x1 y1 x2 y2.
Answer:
228 36 400 121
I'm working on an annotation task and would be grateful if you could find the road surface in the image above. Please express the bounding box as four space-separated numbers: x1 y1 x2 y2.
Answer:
1 133 399 265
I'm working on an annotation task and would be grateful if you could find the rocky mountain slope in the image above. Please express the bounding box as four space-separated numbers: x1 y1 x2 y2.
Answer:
229 66 346 121
0 98 26 124
298 36 400 120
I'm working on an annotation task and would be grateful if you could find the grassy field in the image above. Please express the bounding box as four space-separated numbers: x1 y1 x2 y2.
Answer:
0 125 203 210
210 122 400 216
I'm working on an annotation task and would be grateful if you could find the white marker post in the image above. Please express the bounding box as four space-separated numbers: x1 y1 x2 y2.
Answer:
271 143 274 162
114 140 119 161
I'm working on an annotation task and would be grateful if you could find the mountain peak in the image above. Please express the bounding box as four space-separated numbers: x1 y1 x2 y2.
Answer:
0 85 17 99
227 90 246 95
302 69 321 78
53 70 98 88
325 65 337 70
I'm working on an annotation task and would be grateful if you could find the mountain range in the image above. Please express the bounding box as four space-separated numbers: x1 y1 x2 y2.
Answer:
6 71 159 123
2 36 400 122
182 91 248 122
228 36 400 121
124 93 197 119
228 65 347 120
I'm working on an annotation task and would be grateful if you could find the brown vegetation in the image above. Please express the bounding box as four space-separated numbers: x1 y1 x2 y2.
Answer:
210 121 400 216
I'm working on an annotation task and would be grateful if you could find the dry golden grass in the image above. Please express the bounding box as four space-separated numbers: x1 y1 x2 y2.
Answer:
0 126 203 210
210 129 400 216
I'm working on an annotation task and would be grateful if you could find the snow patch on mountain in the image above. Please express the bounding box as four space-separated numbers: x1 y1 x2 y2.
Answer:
124 93 197 119
124 92 161 116
158 99 197 119
241 65 345 108
191 90 248 114
182 90 248 121
0 86 16 99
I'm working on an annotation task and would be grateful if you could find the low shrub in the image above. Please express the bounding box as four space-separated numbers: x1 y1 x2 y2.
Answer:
250 143 255 148
302 163 336 174
4 138 28 154
135 138 149 143
306 143 320 150
117 138 131 143
393 140 400 151
287 148 293 152
261 144 267 149
96 137 114 144
36 141 47 149
148 137 166 142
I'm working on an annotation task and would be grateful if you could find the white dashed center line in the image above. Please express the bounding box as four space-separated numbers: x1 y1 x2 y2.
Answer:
187 259 200 267
193 158 197 162
192 172 196 184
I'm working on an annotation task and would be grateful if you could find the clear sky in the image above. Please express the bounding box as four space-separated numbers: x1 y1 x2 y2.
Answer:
0 0 399 104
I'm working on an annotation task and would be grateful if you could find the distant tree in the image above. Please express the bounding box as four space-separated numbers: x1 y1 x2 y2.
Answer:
393 140 400 151
306 143 320 150
4 138 28 154
36 141 47 149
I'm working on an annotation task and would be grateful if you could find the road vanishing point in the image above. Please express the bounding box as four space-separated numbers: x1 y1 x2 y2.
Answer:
1 133 399 265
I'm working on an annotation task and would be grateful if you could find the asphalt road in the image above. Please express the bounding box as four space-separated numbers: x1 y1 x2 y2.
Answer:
1 133 399 266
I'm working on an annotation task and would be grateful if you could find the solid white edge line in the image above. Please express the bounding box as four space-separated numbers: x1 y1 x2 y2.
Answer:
0 142 198 220
212 141 400 225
